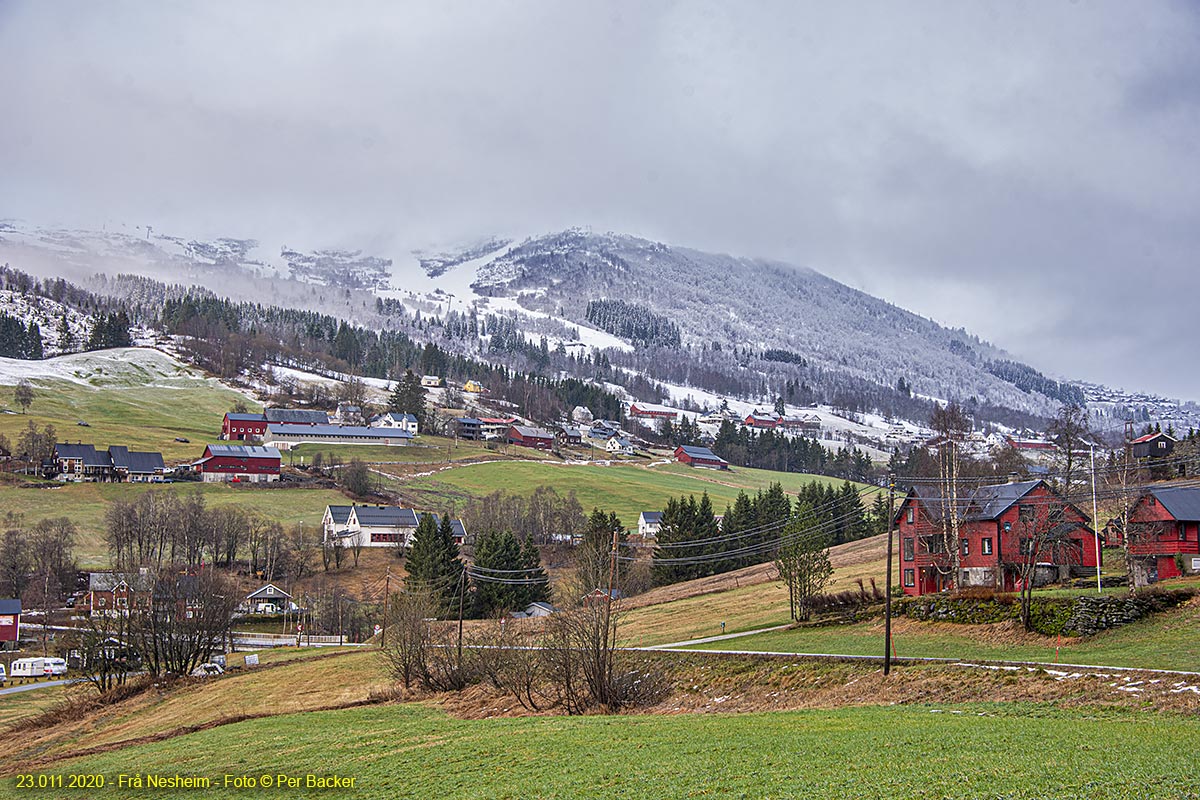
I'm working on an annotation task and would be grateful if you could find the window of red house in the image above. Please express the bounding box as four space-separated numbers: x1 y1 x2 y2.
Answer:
1180 523 1187 541
1019 537 1034 556
961 538 969 557
903 569 914 587
982 537 993 555
1018 505 1035 524
906 508 914 524
903 538 914 561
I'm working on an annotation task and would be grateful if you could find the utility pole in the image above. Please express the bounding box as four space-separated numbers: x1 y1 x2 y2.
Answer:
601 524 621 693
1090 445 1102 594
884 475 895 675
381 566 391 647
456 565 466 675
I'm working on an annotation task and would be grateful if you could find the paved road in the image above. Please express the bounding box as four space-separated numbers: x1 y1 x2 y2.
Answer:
0 678 71 696
651 624 792 649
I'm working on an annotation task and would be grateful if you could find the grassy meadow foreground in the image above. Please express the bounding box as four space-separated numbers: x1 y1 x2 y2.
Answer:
9 693 1198 799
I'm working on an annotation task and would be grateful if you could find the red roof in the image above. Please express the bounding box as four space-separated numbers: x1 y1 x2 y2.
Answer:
1130 432 1172 444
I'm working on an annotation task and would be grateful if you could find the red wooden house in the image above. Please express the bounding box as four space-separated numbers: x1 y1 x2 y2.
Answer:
507 425 555 449
674 445 729 470
192 444 281 482
86 572 154 615
222 413 269 441
1125 486 1200 582
0 599 20 648
896 479 1099 596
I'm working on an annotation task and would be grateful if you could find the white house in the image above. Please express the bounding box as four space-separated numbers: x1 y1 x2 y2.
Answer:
421 375 442 387
638 511 663 539
322 505 467 548
370 412 420 435
606 437 635 456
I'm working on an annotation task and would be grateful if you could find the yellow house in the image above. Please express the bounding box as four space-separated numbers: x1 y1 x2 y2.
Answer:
463 380 485 394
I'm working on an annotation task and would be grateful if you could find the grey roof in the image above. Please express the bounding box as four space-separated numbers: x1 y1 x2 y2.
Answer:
267 423 413 439
55 443 110 467
264 408 329 424
511 425 554 438
89 572 154 592
678 445 726 461
611 437 633 447
0 598 19 615
108 446 164 474
904 480 1062 524
967 480 1043 520
225 413 265 422
246 583 292 600
352 506 421 527
1147 486 1200 521
203 444 282 459
456 417 483 425
327 505 353 525
640 511 663 523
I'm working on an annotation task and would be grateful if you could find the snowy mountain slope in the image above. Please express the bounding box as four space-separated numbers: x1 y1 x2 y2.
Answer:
0 219 1127 426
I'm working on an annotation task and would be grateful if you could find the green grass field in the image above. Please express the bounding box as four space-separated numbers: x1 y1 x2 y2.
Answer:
399 460 868 526
0 482 348 566
678 596 1200 671
0 348 255 463
25 703 1200 799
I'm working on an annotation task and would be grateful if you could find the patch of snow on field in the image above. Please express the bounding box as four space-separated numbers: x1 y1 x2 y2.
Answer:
0 347 206 387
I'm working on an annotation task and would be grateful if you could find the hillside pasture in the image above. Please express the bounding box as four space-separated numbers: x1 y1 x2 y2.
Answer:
0 348 254 463
0 481 349 566
396 460 868 528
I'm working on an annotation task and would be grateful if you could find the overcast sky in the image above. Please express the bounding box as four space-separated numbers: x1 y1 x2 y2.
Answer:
2 1 1198 399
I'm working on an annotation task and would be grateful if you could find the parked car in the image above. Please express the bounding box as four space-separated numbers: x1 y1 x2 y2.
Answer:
0 663 6 683
191 663 224 677
44 658 68 676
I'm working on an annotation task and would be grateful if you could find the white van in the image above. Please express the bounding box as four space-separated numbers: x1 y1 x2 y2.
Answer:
10 657 45 678
44 658 67 676
0 663 6 683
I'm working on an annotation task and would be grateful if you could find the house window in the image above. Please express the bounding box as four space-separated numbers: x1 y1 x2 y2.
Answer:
906 508 914 525
1049 506 1065 525
1019 537 1035 556
1018 505 1035 524
116 597 127 609
961 570 971 585
982 537 993 555
98 597 107 607
961 538 969 557
1180 523 1187 541
903 569 915 587
902 538 914 561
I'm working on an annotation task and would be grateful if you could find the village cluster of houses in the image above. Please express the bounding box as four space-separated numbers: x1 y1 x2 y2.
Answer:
221 406 420 450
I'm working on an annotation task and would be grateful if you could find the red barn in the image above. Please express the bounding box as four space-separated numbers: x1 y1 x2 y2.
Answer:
507 425 556 449
674 445 729 470
896 479 1099 596
1130 432 1176 460
192 444 282 482
744 412 779 429
629 402 680 420
1125 486 1200 582
222 413 268 441
0 599 19 648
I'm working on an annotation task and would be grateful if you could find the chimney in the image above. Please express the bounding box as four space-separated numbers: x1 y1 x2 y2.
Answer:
1007 472 1021 484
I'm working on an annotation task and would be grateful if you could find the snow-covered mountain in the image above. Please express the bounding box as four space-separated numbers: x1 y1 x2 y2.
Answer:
0 220 1163 431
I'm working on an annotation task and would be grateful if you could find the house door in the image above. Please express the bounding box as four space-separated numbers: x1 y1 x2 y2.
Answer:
918 568 938 594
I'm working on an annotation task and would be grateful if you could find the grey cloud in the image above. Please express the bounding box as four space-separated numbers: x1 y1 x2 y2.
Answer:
1 0 1197 397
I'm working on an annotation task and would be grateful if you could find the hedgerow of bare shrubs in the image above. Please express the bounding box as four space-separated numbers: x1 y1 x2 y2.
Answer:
806 578 887 616
380 598 670 714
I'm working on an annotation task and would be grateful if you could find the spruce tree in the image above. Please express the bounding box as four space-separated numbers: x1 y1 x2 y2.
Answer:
388 368 427 426
404 512 462 614
472 529 524 616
